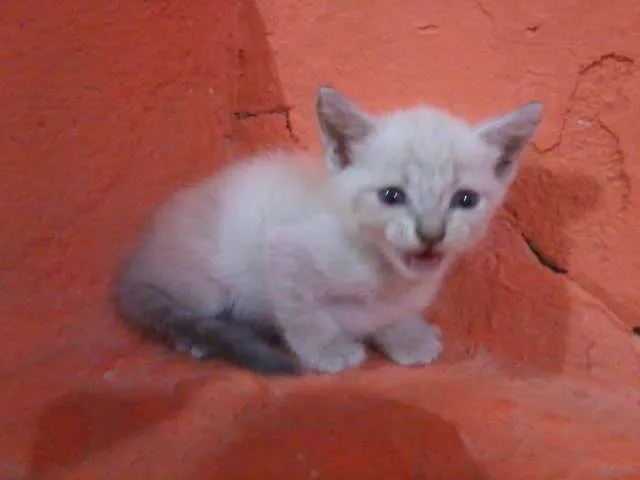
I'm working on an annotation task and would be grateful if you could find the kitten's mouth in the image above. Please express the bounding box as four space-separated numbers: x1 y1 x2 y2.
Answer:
403 249 444 272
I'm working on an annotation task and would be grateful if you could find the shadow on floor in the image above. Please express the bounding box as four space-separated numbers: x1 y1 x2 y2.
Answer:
29 386 188 477
205 390 490 480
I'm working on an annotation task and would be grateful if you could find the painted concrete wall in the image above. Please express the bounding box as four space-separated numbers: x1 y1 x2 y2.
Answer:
1 0 639 478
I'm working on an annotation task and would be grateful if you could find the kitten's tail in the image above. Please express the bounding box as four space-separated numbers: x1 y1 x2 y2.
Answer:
114 276 299 376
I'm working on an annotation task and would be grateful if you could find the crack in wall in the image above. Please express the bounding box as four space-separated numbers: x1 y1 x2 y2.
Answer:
475 0 494 24
595 116 631 211
522 234 568 274
417 24 439 33
577 53 634 75
584 341 596 372
532 53 634 155
233 107 298 143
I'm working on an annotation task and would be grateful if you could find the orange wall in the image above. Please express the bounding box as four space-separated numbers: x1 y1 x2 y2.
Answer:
1 1 640 477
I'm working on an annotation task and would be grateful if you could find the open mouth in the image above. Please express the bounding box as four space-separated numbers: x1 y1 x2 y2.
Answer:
403 250 444 271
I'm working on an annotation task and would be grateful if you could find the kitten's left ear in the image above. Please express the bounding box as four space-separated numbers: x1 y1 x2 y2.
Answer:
316 86 375 172
474 102 543 183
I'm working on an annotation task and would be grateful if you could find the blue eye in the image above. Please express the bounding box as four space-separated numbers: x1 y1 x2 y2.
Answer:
450 189 479 209
378 187 407 206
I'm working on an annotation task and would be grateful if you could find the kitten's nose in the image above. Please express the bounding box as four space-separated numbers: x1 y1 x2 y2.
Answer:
416 221 446 248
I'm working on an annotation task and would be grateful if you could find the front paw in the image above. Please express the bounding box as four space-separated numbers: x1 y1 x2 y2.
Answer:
375 320 443 366
299 337 367 374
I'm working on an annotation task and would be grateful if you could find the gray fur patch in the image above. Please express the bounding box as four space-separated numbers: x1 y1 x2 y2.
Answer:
113 270 299 376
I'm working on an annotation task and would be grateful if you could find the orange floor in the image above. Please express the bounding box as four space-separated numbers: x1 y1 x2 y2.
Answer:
2 0 640 478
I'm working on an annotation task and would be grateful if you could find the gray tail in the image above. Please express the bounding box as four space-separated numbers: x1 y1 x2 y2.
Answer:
114 277 299 376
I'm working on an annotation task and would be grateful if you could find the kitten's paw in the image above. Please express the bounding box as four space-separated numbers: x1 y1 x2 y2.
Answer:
190 345 215 360
172 338 216 360
301 337 366 374
375 320 443 366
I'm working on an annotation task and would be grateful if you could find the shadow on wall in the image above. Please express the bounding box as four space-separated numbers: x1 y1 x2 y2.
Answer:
205 392 490 480
433 160 601 375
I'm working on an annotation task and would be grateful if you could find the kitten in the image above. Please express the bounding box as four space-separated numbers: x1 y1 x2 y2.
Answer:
115 86 542 376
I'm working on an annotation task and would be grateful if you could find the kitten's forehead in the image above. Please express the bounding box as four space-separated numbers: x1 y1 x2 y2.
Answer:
362 106 492 175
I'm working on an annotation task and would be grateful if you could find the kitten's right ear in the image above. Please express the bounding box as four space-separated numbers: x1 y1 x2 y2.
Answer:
316 86 374 172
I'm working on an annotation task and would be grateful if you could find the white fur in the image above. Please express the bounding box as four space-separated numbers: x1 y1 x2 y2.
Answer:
127 87 542 373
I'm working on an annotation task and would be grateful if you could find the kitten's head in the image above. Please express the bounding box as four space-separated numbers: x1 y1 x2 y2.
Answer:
316 86 543 277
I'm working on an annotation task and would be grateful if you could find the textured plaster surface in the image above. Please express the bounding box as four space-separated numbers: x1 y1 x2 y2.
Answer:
1 0 639 478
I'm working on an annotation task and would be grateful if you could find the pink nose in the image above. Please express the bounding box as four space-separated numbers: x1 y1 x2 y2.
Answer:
416 225 445 248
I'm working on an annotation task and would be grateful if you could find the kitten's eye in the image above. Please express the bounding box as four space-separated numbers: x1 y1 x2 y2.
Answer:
450 189 479 209
378 186 407 206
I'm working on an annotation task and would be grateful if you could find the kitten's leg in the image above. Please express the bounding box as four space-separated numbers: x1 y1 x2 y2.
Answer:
372 316 443 366
266 234 366 374
277 308 366 374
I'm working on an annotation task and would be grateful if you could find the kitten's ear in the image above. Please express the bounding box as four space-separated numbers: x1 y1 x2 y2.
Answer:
316 86 374 172
474 102 543 183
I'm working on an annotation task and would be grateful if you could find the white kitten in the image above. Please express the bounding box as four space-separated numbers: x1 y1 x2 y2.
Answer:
115 86 542 375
